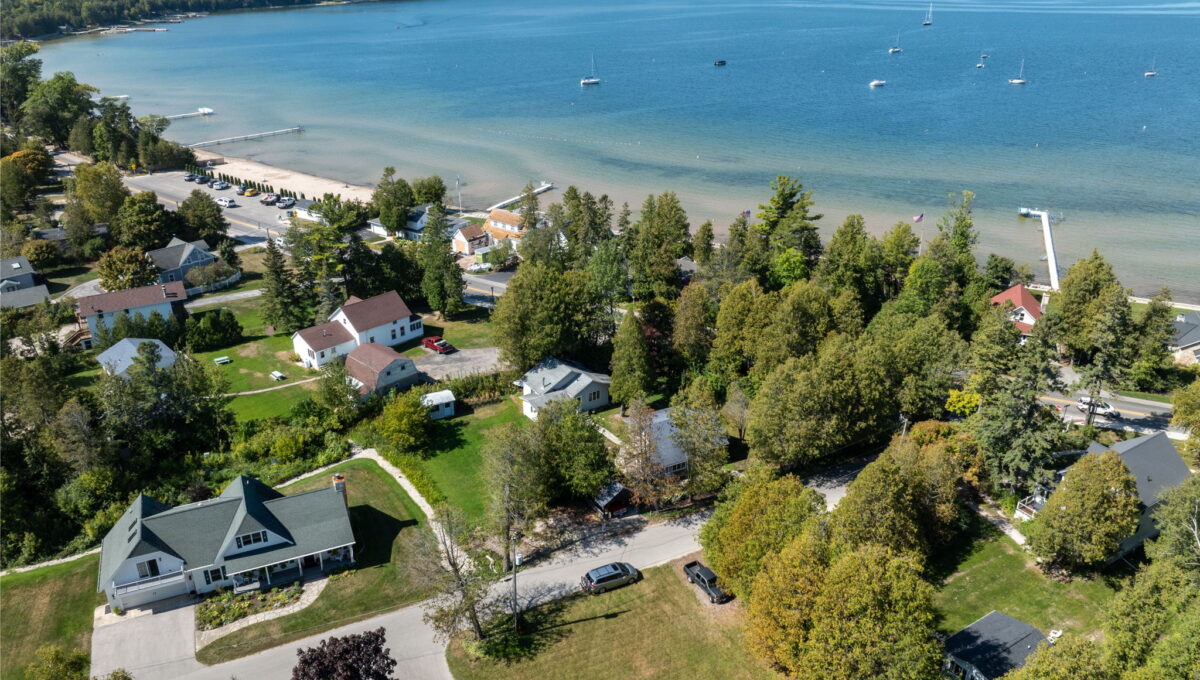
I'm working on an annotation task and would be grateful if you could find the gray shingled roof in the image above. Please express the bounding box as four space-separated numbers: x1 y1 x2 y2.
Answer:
1172 312 1200 350
0 255 34 275
517 357 610 406
945 611 1046 680
97 475 354 590
0 284 50 309
146 237 212 271
1108 432 1191 507
96 338 176 376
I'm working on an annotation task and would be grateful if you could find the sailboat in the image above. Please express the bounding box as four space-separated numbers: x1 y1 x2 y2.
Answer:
1008 59 1027 85
1144 58 1157 77
869 79 887 88
922 3 933 26
889 31 903 54
580 53 601 86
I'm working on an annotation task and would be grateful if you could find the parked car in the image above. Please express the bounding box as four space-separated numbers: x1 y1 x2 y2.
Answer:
422 336 455 354
183 173 197 182
216 197 236 208
260 193 279 205
277 197 296 209
580 562 640 595
212 181 230 190
683 561 731 604
1077 397 1119 419
467 262 493 273
243 187 260 197
235 185 248 195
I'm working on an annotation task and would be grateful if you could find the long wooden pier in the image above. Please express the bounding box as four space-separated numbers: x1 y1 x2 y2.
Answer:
188 126 302 149
486 181 555 211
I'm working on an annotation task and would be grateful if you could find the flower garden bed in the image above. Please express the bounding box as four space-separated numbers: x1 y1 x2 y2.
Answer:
196 581 304 631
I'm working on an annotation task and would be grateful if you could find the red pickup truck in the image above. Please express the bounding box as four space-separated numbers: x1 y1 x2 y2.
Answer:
422 336 455 354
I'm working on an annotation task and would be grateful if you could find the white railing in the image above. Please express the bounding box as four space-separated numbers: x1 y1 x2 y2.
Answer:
113 569 185 595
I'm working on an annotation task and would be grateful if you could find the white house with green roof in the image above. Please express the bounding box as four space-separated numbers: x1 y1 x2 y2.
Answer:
97 474 355 610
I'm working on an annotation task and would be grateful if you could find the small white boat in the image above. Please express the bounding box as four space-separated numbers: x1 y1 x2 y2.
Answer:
922 3 933 25
1008 59 1027 85
1144 58 1157 77
869 79 887 88
980 53 989 59
976 62 985 69
889 31 902 54
580 53 601 87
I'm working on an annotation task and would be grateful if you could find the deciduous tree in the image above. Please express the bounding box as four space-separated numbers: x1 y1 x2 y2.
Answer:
372 166 415 233
112 190 173 250
794 544 942 680
20 238 58 271
492 263 603 370
744 520 830 674
699 472 823 600
1148 475 1200 576
535 398 612 499
1002 636 1114 680
19 71 95 144
418 504 493 642
177 189 228 244
1026 451 1140 571
292 627 397 680
620 399 672 508
96 244 157 290
670 380 728 497
67 161 128 225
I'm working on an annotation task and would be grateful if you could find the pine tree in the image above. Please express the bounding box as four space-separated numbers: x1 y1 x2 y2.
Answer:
260 238 306 334
610 310 653 413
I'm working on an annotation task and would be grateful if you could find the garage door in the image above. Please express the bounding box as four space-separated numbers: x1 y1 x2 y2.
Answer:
117 579 190 610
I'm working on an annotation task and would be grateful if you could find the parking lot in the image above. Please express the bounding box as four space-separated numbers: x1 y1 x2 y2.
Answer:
126 171 314 245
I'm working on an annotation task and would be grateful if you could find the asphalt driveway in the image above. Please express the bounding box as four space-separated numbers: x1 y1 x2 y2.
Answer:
413 347 502 381
91 596 203 679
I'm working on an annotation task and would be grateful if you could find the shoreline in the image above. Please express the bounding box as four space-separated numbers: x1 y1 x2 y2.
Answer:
192 149 375 204
198 148 1200 306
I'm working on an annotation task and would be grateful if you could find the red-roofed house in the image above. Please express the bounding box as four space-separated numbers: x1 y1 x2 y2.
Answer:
74 281 189 345
344 343 419 396
292 291 423 368
990 284 1043 339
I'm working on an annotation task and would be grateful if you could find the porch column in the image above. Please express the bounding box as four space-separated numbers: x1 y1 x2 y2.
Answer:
318 552 324 571
265 567 272 586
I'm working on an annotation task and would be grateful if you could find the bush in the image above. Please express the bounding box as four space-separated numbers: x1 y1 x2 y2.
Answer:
21 238 59 270
185 261 236 288
195 581 304 630
186 307 243 351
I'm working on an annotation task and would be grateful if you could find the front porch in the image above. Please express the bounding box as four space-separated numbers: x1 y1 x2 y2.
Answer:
229 545 354 594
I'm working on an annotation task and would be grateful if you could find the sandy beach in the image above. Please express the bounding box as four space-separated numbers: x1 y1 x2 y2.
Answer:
193 149 375 204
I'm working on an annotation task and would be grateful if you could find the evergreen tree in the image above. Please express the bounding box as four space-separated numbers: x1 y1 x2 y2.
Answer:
629 192 689 299
609 310 653 412
372 166 415 233
672 281 715 369
692 219 715 265
418 208 464 318
260 238 307 333
516 181 540 232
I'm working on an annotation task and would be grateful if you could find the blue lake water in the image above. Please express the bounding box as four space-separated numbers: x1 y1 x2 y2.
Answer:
37 0 1200 298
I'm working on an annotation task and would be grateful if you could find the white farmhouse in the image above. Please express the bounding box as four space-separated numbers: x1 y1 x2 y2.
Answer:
292 291 423 369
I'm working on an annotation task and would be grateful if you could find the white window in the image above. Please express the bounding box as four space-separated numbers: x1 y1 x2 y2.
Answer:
308 349 314 358
235 530 268 549
409 321 421 331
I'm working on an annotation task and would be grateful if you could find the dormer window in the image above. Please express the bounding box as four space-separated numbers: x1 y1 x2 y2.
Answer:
235 530 268 549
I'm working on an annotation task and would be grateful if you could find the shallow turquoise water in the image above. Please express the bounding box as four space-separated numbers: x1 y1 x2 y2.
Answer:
37 0 1200 297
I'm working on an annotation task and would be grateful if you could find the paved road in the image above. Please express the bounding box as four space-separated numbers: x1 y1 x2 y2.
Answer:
462 271 514 307
111 514 704 680
125 171 313 244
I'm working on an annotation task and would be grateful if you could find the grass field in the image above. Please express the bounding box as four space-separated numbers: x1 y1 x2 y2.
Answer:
422 398 524 526
0 554 105 680
1113 389 1174 404
226 382 318 421
446 557 778 680
393 307 496 359
192 298 318 395
195 458 432 664
934 528 1118 635
188 248 268 303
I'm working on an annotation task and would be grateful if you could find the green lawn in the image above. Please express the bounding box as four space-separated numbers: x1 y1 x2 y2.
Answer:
195 458 432 664
447 558 777 680
44 262 99 297
227 382 317 422
192 299 318 394
394 307 496 358
934 530 1117 635
1113 389 1174 404
421 398 524 526
188 248 268 304
0 554 105 680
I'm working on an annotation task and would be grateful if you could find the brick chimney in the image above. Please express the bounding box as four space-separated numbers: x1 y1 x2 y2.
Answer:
332 472 347 506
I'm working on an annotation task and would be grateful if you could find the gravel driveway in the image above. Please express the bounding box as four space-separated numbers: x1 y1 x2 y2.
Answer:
413 347 503 380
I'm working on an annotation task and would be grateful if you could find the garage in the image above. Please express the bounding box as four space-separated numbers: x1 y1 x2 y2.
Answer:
114 577 191 610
